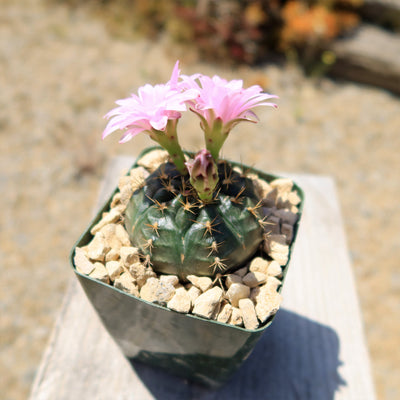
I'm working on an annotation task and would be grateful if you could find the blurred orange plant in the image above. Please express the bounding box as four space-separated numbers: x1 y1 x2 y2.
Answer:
280 1 359 50
55 0 361 66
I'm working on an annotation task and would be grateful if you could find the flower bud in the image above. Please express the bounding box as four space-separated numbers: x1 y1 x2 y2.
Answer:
185 149 219 202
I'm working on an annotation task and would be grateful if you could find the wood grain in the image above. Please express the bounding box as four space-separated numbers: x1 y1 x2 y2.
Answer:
29 156 376 400
330 24 400 95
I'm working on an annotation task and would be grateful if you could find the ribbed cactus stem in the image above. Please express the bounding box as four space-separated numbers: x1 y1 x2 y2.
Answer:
149 120 187 174
124 160 264 280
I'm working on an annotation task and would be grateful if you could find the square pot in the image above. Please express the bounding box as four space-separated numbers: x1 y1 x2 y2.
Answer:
69 147 304 388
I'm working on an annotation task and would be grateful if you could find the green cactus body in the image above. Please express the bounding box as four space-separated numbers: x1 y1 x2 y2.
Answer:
124 161 264 281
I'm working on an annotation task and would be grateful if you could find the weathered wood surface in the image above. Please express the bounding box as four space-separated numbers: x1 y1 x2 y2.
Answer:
29 156 376 400
361 0 400 30
329 24 400 95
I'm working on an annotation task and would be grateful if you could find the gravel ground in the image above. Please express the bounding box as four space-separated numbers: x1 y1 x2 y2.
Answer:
1 1 399 399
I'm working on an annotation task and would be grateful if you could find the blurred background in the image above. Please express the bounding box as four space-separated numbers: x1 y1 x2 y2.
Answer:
1 0 399 399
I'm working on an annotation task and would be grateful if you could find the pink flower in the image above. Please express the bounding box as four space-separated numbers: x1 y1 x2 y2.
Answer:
181 73 277 160
102 61 279 166
182 74 278 130
102 61 197 143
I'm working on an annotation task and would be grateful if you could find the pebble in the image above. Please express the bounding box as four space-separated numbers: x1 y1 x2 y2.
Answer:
137 149 169 172
264 215 281 235
269 252 288 267
139 277 159 302
129 166 149 191
226 283 250 307
217 302 233 323
281 223 293 244
234 266 248 278
114 272 139 296
264 234 289 266
129 262 156 288
100 224 125 251
249 257 269 274
119 184 134 207
250 287 259 303
118 175 133 191
187 275 213 292
118 170 149 200
140 277 175 305
213 302 222 320
225 274 242 288
262 188 278 208
105 248 120 262
89 262 110 284
115 224 131 246
273 209 299 226
239 298 259 330
160 275 180 287
192 287 223 319
119 246 140 267
105 260 123 281
74 247 95 275
187 285 201 305
167 287 191 313
266 261 283 278
253 177 273 198
288 190 301 206
266 276 282 291
242 271 267 288
261 207 274 218
276 192 291 209
90 208 122 235
270 178 293 193
253 282 283 323
110 192 122 208
229 307 243 326
87 232 111 262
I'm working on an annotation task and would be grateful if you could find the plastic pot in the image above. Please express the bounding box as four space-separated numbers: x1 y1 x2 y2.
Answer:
69 147 304 388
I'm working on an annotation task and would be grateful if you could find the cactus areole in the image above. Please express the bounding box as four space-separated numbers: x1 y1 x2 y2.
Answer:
102 61 278 280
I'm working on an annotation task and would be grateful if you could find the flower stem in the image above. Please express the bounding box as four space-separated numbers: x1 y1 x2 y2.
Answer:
149 120 187 174
204 118 228 161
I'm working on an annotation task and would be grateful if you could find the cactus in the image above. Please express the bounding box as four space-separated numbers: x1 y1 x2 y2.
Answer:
124 157 264 280
102 61 277 281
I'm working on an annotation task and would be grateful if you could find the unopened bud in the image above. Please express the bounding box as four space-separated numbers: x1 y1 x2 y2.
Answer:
185 149 219 202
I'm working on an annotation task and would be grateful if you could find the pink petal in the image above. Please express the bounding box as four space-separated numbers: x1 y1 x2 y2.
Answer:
169 60 180 88
150 114 169 131
119 126 146 143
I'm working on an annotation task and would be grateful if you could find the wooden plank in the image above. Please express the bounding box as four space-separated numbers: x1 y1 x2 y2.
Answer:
361 0 400 30
329 24 400 95
29 156 376 400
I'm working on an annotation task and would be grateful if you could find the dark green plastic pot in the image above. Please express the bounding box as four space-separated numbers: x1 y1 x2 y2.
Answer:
69 147 304 388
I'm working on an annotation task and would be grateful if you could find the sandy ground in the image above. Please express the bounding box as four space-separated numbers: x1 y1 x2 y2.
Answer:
1 1 399 399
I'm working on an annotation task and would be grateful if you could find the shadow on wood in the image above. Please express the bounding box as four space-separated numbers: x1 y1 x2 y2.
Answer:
130 309 346 399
